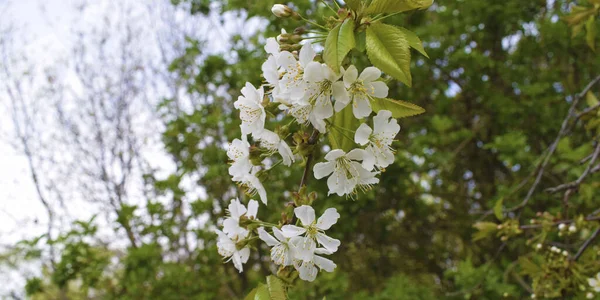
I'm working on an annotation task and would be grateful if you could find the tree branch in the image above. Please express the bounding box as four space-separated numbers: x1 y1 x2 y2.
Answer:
572 227 600 261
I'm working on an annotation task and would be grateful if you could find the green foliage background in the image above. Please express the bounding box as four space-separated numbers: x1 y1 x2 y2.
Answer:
7 0 600 299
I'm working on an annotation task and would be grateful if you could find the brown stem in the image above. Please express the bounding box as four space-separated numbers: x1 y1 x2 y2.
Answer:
572 227 600 261
298 130 320 191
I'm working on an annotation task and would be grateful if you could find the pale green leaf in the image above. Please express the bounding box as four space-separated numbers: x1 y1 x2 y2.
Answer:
472 222 498 241
366 23 412 86
493 197 504 221
585 15 597 51
397 27 428 58
245 288 257 300
345 0 363 12
371 98 425 118
518 257 542 276
329 105 357 152
355 31 366 52
323 19 356 73
365 0 433 15
254 284 270 300
586 91 599 107
266 276 287 300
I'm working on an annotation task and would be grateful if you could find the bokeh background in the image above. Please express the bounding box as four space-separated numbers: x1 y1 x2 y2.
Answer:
1 0 600 299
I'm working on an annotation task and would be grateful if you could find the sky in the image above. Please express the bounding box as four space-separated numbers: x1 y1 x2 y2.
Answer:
0 0 266 295
0 0 73 246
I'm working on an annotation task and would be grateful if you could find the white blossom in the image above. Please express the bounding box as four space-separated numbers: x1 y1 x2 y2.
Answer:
227 138 252 180
281 206 341 258
222 199 258 240
354 110 400 170
278 43 316 103
258 227 297 266
337 65 389 119
589 273 600 292
289 62 347 133
271 4 294 18
216 230 250 273
234 82 266 136
313 149 379 196
237 169 268 205
255 129 295 166
292 247 336 282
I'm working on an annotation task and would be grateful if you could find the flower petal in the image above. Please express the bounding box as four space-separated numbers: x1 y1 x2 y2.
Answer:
343 65 358 88
247 200 259 219
295 260 318 282
367 81 389 98
293 236 317 261
359 67 381 82
258 227 279 247
281 225 307 237
277 51 297 71
228 199 246 219
299 43 316 67
324 149 346 161
294 205 316 226
354 123 372 146
346 148 366 161
264 37 280 55
313 161 335 179
316 208 340 230
313 255 336 272
304 61 325 82
352 95 372 119
316 232 341 252
273 227 287 242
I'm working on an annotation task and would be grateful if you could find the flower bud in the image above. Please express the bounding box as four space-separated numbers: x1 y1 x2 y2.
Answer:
536 243 542 250
558 223 566 231
569 225 577 233
587 292 594 299
562 250 569 256
531 293 536 299
271 4 297 18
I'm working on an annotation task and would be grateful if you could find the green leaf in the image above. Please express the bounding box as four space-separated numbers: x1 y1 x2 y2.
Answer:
323 18 356 73
586 91 599 107
355 31 366 52
345 0 363 12
585 15 597 51
472 222 498 241
254 283 270 300
371 98 425 118
493 197 504 221
366 23 412 86
397 27 428 58
365 0 433 15
245 288 257 300
329 104 357 152
266 276 287 300
518 257 542 276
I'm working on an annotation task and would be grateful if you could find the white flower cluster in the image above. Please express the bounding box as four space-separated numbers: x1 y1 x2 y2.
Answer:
259 206 340 281
220 25 404 282
228 36 400 199
215 199 258 273
215 198 340 282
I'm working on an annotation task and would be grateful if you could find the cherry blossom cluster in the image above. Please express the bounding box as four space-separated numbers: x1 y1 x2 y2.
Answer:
227 36 401 200
216 199 340 281
219 23 402 282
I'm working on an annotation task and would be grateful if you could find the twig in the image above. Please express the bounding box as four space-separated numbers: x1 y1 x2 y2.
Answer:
506 75 600 212
572 227 600 261
519 216 600 230
545 142 600 193
298 130 320 190
575 103 600 120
